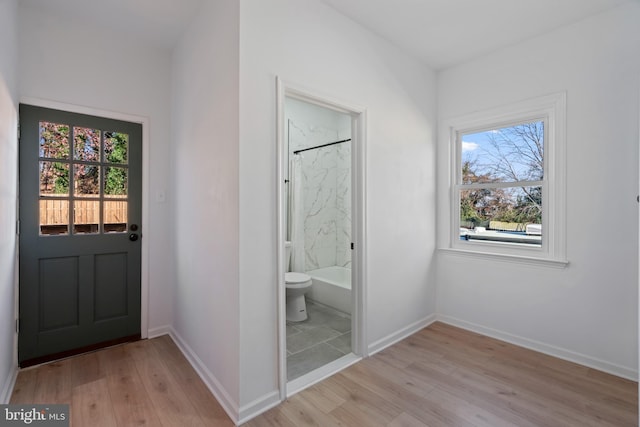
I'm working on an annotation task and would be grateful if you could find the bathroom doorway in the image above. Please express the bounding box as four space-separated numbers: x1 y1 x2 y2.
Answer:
276 79 367 397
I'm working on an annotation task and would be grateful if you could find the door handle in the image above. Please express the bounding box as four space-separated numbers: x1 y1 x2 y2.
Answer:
129 233 139 242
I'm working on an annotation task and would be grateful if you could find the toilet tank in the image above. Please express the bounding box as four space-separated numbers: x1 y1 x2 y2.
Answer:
284 241 291 272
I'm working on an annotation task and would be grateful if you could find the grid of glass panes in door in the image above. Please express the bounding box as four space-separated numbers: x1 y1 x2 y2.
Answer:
38 121 129 235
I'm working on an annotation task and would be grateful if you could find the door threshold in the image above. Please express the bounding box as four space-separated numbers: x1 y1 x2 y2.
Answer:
19 333 141 368
286 352 361 397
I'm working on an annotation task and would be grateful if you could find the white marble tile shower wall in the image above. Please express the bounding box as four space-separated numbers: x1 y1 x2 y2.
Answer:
336 137 351 268
289 120 338 270
287 112 351 271
302 146 338 270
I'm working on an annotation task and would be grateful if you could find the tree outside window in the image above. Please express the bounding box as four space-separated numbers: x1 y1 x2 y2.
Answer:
441 92 566 265
458 120 544 246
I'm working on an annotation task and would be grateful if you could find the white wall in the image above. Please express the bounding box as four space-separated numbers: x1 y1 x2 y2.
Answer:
437 2 640 378
18 1 175 333
0 0 18 404
239 0 437 415
171 0 241 417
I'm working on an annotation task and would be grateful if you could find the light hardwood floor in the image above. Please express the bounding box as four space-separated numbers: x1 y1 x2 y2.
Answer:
10 335 234 426
247 322 637 427
10 323 638 426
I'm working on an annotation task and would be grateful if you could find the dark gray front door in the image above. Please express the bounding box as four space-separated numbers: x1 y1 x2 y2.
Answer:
18 104 142 366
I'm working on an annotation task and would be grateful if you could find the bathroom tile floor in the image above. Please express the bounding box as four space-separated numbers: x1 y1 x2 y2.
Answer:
287 301 352 381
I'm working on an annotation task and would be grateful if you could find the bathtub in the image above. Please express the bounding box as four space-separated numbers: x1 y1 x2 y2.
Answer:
306 266 352 315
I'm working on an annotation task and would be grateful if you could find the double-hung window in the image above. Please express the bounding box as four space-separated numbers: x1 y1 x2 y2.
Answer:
440 93 567 266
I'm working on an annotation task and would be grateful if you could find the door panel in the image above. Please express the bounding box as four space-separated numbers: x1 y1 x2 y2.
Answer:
19 104 142 366
94 252 128 321
39 257 79 331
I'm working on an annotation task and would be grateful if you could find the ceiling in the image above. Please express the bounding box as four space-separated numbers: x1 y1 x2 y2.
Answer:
320 0 632 69
20 0 205 49
21 0 632 69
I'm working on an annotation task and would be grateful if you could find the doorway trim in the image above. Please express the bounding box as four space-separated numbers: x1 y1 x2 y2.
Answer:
20 96 151 339
275 78 368 400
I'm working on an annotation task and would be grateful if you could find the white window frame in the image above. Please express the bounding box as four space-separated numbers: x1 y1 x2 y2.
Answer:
438 93 568 267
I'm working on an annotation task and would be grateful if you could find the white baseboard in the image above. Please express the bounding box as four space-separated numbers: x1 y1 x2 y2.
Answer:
437 314 639 381
368 314 437 356
237 390 281 425
167 328 240 425
147 325 172 339
0 365 18 404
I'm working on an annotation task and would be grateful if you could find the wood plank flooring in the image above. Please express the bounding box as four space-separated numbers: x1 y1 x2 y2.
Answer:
10 335 234 427
247 322 638 427
10 323 638 426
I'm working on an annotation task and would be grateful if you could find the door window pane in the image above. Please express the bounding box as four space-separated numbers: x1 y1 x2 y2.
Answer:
104 167 127 197
35 120 134 236
73 127 101 162
74 164 100 197
104 132 128 164
104 200 127 233
39 199 69 235
73 200 99 234
40 161 69 196
39 122 70 159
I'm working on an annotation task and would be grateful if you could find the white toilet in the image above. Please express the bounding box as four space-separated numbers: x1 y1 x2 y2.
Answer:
285 241 312 322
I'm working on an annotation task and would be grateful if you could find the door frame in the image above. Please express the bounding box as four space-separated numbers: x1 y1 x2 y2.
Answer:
19 97 151 340
275 78 368 399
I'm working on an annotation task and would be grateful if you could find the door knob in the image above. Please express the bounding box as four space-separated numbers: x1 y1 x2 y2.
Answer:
129 233 139 242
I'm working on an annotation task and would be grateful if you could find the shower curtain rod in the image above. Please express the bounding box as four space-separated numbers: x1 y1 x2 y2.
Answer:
293 138 351 155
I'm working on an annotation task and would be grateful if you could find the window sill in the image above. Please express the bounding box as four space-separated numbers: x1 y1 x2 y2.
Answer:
438 247 569 269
